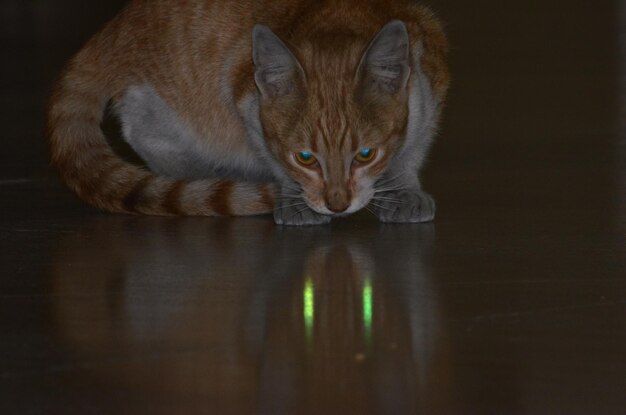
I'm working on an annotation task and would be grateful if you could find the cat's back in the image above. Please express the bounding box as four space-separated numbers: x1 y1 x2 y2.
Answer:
112 0 443 47
97 0 445 79
93 0 448 150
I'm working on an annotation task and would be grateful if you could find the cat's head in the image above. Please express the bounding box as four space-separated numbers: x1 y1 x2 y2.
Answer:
252 21 411 216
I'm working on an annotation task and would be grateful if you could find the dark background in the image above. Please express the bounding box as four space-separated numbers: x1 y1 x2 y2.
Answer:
1 1 127 177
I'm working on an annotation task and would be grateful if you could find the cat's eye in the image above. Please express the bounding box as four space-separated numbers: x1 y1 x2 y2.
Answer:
295 151 318 166
354 148 377 163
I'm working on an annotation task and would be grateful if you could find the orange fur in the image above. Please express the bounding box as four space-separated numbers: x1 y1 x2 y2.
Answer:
47 0 449 217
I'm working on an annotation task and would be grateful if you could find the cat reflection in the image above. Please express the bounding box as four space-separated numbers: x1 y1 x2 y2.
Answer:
51 218 454 414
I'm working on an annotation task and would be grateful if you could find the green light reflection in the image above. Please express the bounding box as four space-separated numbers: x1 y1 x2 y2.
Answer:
363 277 373 345
304 277 314 344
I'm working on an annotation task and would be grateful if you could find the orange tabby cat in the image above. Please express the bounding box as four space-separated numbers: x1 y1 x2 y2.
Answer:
47 0 449 225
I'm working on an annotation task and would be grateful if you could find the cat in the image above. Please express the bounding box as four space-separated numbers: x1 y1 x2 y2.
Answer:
47 0 449 226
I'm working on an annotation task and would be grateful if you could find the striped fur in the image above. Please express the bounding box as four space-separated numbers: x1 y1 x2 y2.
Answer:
47 0 449 220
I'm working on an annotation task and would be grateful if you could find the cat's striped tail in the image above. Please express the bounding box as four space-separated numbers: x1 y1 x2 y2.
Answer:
47 53 275 217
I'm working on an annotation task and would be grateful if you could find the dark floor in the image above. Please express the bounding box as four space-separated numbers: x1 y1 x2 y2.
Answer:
1 1 625 414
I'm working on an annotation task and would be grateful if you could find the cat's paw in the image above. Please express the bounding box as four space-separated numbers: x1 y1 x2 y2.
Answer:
372 189 436 223
274 199 332 226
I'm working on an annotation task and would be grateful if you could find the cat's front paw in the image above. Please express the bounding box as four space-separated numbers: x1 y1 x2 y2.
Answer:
274 198 332 226
372 189 436 223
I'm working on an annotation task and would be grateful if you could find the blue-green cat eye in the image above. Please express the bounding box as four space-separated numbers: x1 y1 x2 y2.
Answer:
355 148 376 163
295 151 317 166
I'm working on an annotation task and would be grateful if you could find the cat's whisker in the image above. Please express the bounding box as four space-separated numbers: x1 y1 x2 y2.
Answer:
364 206 377 217
274 202 308 210
374 186 408 194
375 171 407 187
281 183 303 192
281 189 302 195
372 193 404 199
287 205 312 218
276 195 303 200
369 202 396 212
372 197 406 204
371 196 408 204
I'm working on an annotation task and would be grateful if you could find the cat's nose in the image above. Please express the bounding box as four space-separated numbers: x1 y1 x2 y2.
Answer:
325 190 350 213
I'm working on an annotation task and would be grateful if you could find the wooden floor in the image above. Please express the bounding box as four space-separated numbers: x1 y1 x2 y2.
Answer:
1 1 625 414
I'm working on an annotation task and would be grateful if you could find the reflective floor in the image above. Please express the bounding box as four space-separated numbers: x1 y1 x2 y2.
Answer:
1 1 625 414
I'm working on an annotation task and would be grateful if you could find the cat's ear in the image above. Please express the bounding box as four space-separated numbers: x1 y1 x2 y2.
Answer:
252 25 304 99
357 20 410 95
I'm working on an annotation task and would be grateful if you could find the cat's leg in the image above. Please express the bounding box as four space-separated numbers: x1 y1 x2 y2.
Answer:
371 171 436 223
273 182 332 226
